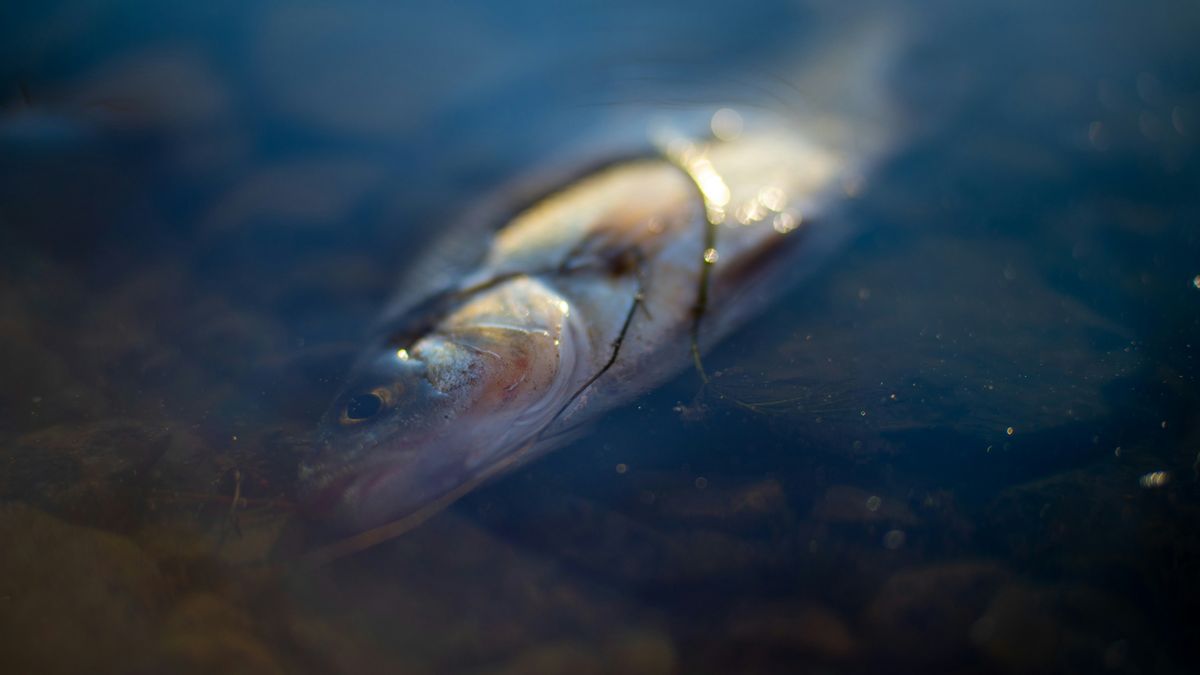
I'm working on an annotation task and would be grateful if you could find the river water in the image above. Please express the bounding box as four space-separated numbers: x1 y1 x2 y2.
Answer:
2 1 1198 673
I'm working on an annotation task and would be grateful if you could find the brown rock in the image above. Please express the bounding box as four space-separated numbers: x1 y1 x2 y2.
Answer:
159 593 285 675
3 420 170 530
727 602 856 660
0 503 167 674
864 561 1010 665
970 583 1061 673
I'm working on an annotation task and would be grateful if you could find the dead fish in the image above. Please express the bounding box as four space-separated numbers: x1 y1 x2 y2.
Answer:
298 25 900 539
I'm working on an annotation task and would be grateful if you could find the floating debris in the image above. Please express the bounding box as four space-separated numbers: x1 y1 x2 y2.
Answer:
883 529 906 550
1138 471 1170 488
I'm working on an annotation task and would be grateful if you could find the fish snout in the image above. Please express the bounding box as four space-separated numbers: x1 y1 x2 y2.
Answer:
297 440 466 533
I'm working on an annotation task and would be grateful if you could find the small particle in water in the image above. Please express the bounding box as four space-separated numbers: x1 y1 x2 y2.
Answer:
615 463 628 474
734 200 765 225
231 435 238 442
859 409 867 417
1114 446 1122 457
1006 426 1015 436
1139 471 1169 488
710 107 743 141
1192 275 1200 289
396 348 410 361
857 288 871 301
865 495 882 512
694 477 708 490
758 186 786 212
772 211 799 234
1161 420 1168 429
703 247 719 264
31 396 42 403
883 529 906 550
1088 120 1108 150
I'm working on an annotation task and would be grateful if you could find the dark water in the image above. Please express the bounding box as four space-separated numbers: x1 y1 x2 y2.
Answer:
2 1 1199 673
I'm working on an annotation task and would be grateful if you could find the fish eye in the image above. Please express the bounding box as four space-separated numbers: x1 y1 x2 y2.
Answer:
343 392 384 422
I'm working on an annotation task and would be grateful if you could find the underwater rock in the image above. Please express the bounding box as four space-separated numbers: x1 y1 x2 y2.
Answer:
0 270 104 430
0 504 354 674
0 503 167 674
863 560 1011 666
290 512 665 673
3 420 170 530
725 602 856 660
476 641 605 675
969 583 1061 673
550 500 769 585
605 631 678 675
475 632 676 675
471 481 788 587
971 582 1173 674
158 593 285 675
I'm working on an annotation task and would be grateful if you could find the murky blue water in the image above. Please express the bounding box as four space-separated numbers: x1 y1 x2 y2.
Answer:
2 1 1198 673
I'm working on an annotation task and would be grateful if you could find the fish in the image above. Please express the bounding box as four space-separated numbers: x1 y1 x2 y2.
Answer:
297 23 900 544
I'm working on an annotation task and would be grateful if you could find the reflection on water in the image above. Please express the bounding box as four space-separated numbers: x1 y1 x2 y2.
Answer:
2 0 1199 673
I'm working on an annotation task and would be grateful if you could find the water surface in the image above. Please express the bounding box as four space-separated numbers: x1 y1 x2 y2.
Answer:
2 1 1199 673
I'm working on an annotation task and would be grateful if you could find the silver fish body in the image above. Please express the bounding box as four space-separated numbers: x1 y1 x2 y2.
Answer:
297 117 879 533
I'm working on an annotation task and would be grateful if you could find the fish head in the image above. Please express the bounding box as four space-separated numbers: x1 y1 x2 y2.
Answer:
298 348 455 531
298 278 579 532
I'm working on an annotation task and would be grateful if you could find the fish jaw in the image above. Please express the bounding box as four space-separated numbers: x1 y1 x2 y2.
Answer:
299 276 590 532
298 439 471 532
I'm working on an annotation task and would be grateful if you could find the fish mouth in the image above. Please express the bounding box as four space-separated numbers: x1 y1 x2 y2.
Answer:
296 466 358 520
298 444 465 533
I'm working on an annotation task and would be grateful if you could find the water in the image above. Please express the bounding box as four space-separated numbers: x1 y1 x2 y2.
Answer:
2 1 1198 673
